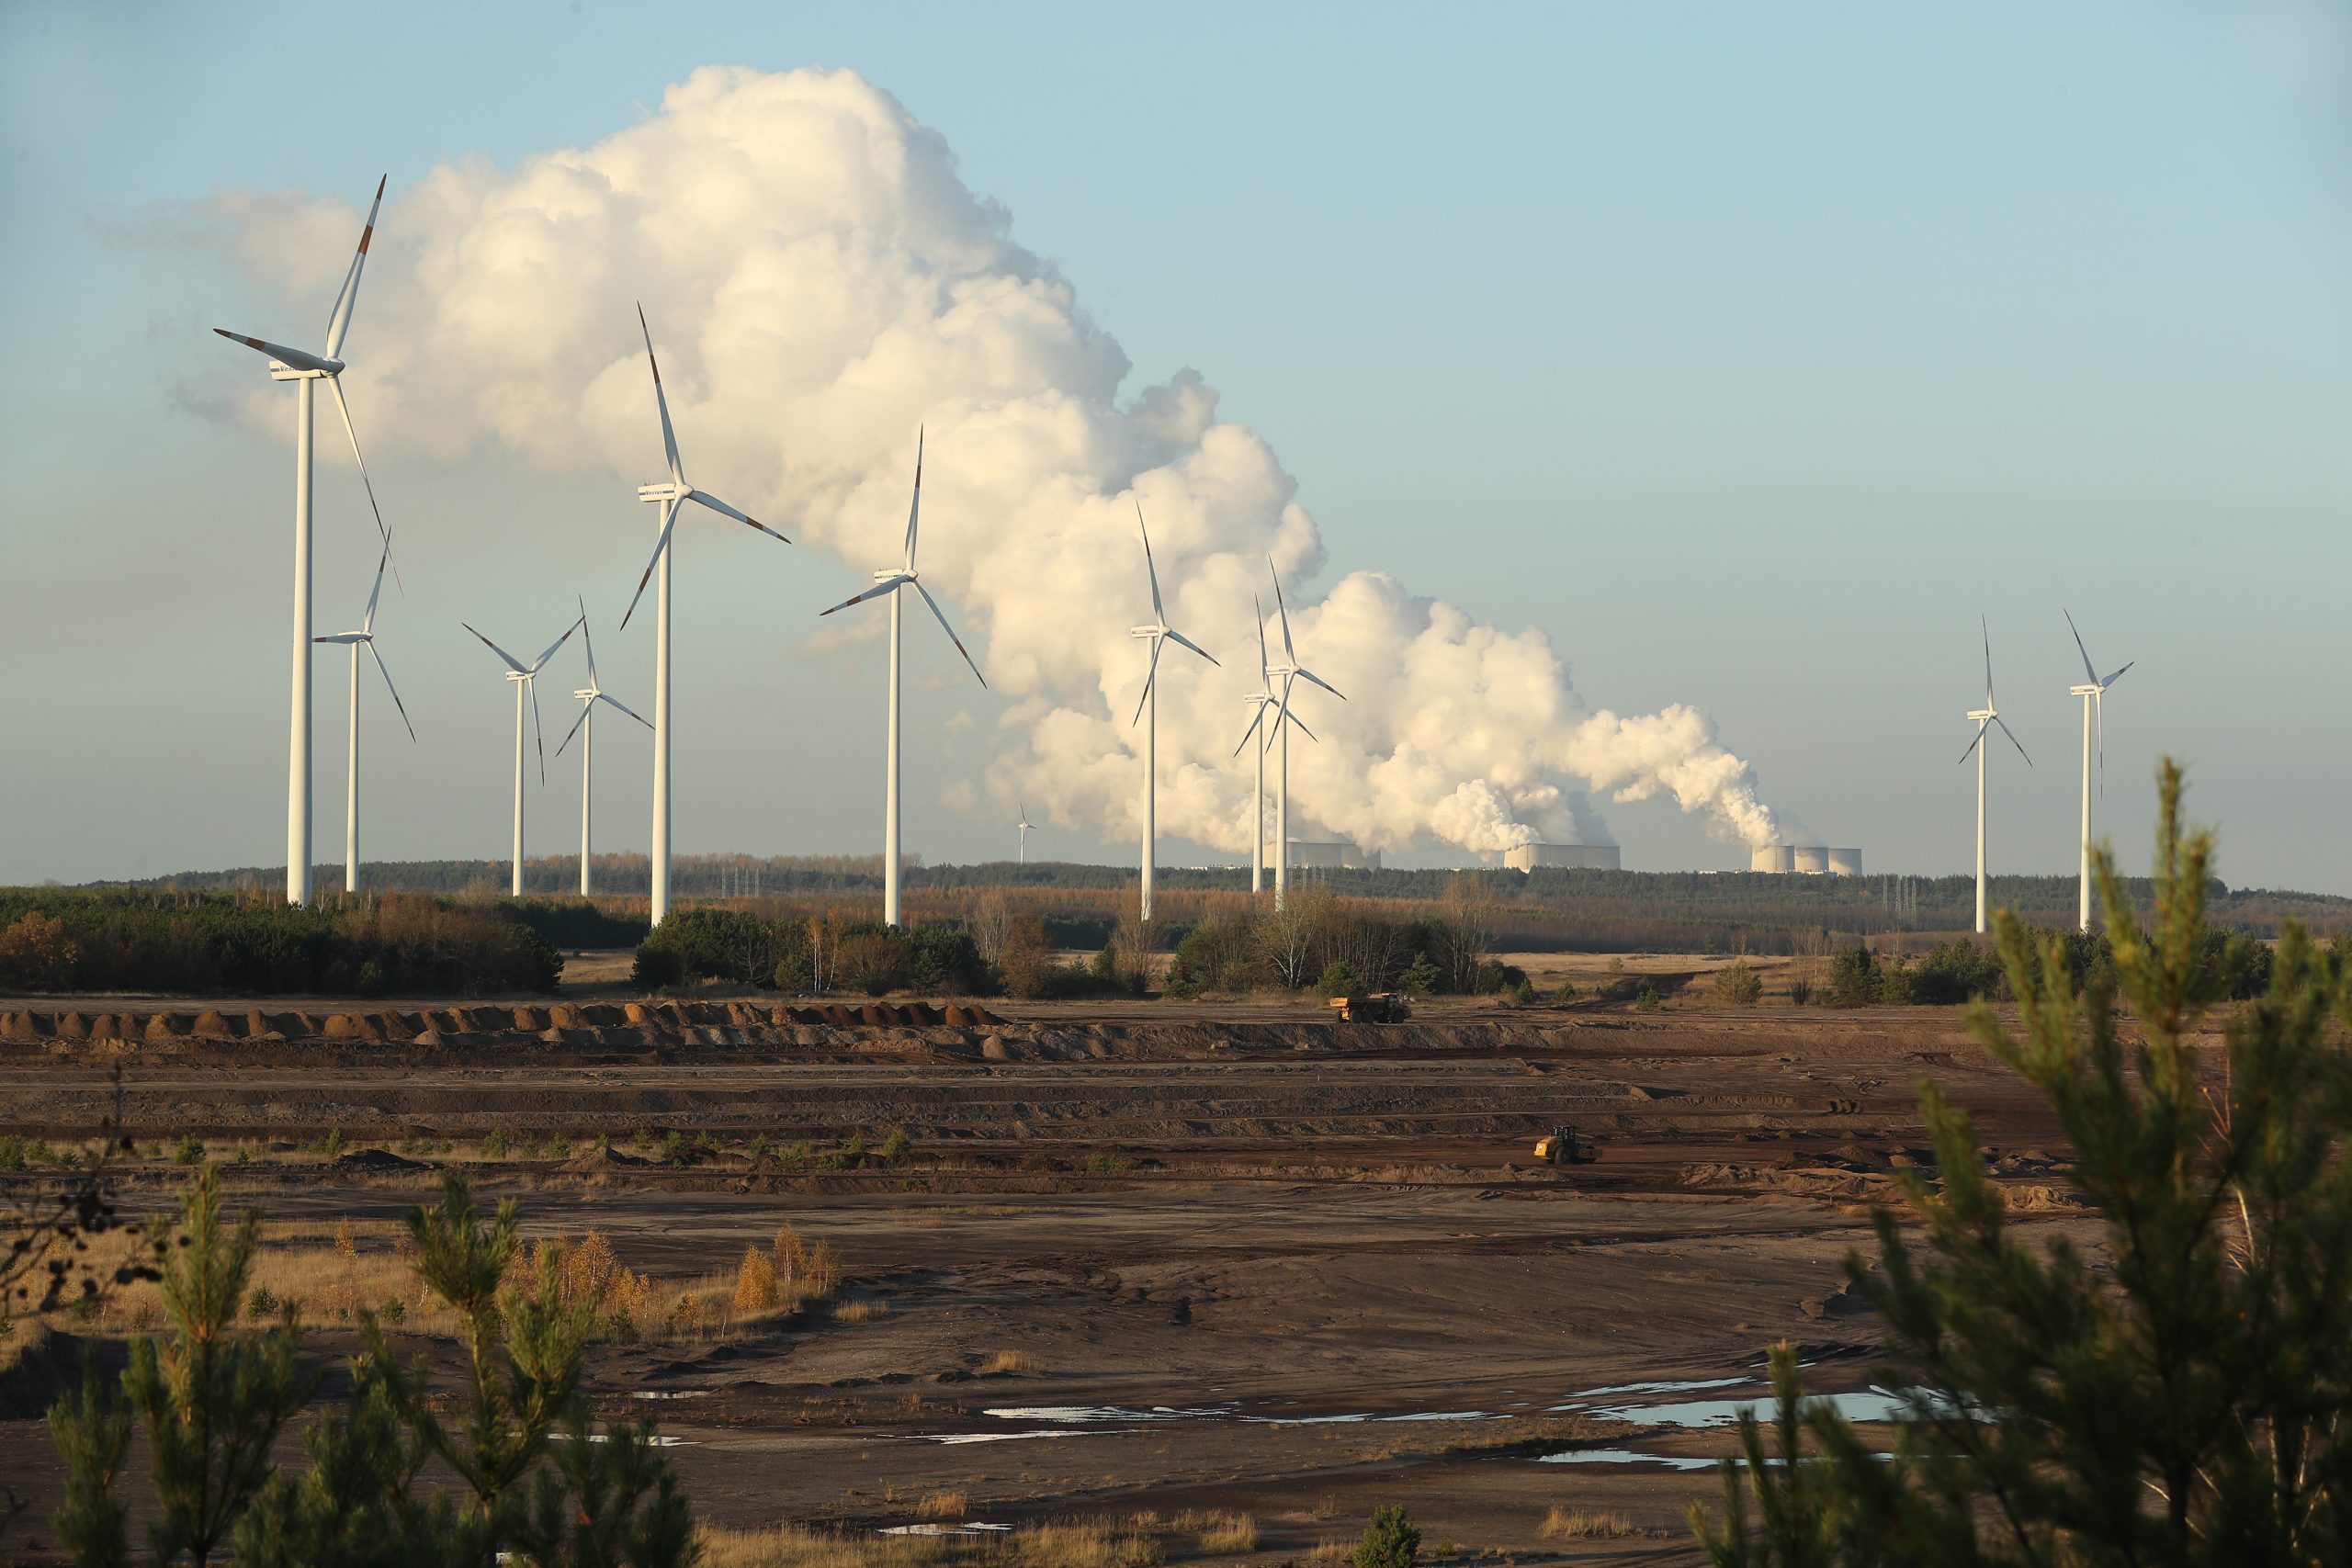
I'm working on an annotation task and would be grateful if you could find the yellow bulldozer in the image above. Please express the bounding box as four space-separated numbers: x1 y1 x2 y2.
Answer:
1532 1124 1598 1165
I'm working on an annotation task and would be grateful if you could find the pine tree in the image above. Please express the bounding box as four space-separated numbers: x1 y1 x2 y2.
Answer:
379 1174 595 1559
120 1166 313 1567
46 1354 130 1568
1693 761 2352 1565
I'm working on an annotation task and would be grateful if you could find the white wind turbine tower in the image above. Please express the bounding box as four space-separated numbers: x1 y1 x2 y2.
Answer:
214 175 398 905
1016 803 1035 867
2064 609 2132 933
818 430 988 928
1958 616 2030 935
464 615 583 898
555 599 652 898
619 306 791 926
1261 564 1345 910
312 535 413 894
1231 593 1315 896
1128 504 1218 922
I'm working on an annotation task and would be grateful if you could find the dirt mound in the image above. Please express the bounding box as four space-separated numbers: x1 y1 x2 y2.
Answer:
334 1147 426 1172
567 1145 652 1170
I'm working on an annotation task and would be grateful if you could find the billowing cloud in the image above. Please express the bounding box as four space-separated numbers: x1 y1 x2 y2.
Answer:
201 65 1797 858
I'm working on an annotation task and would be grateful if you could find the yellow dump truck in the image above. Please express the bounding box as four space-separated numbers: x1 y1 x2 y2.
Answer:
1533 1125 1598 1164
1327 992 1407 1022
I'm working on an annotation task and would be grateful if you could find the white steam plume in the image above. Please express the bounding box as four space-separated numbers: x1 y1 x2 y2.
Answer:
196 65 1797 861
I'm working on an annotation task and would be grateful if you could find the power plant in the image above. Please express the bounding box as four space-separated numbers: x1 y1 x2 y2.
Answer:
1751 844 1863 876
1502 842 1621 872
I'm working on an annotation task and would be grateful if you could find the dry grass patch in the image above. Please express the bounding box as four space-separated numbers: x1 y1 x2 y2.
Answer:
1176 1509 1258 1552
1307 1541 1351 1566
698 1520 1162 1568
835 1298 889 1325
700 1525 958 1567
1539 1506 1661 1540
10 1210 836 1353
918 1490 972 1520
981 1349 1038 1374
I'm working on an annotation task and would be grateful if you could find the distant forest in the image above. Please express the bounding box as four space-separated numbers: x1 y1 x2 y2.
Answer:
70 852 2352 954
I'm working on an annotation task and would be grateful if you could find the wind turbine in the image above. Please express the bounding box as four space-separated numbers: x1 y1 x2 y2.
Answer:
555 599 652 898
214 175 397 905
619 306 791 926
1959 616 2030 935
1231 593 1314 896
2064 610 2133 933
464 614 583 898
1261 564 1345 910
1128 504 1218 922
312 534 414 894
1016 802 1035 867
818 429 987 927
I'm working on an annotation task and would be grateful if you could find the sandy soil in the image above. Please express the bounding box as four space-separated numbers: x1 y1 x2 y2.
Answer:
0 996 2102 1563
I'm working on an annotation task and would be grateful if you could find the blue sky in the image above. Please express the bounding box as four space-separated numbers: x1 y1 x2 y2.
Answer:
3 1 2348 889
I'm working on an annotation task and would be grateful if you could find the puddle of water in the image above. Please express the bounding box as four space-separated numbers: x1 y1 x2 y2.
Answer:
1588 1387 1912 1430
1541 1448 1716 1472
585 1433 691 1447
928 1428 1136 1446
879 1523 1012 1537
965 1380 1935 1445
982 1404 1229 1424
983 1401 1493 1430
629 1390 708 1402
1571 1376 1750 1400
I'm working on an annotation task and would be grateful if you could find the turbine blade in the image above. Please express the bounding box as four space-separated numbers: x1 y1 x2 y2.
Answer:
1131 635 1165 728
1295 664 1346 701
818 573 910 617
326 375 402 594
212 329 338 376
912 581 987 687
367 642 415 742
556 698 592 760
1231 703 1266 759
463 623 529 674
530 614 584 674
688 489 790 544
638 303 684 484
1265 671 1297 756
1165 626 1219 666
1271 560 1296 662
531 679 548 784
577 595 595 683
1284 705 1318 743
1958 717 1988 765
596 690 654 730
1996 714 2030 765
1136 501 1164 621
362 532 392 630
1254 592 1269 677
902 427 923 571
618 498 683 631
2064 607 2098 686
322 174 386 360
1981 614 1994 705
2095 690 2105 799
2103 660 2133 688
313 632 364 644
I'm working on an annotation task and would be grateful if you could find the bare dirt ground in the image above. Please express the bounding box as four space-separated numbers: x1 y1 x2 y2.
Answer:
0 989 2100 1563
